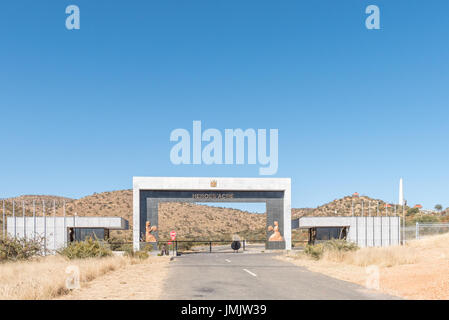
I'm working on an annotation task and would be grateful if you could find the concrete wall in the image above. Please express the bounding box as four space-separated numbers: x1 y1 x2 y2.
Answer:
299 216 401 247
133 177 291 251
7 216 128 252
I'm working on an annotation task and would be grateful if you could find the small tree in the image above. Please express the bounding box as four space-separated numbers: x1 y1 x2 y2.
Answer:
435 204 443 212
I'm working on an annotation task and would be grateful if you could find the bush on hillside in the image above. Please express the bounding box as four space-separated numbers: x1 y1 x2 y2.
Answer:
59 238 112 259
411 215 440 224
407 207 420 216
0 236 44 262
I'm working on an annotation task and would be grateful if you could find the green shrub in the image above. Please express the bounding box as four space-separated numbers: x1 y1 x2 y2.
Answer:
323 239 359 252
121 243 134 255
59 238 112 259
304 240 358 260
133 250 149 259
124 249 149 259
0 236 44 262
164 241 194 251
140 243 153 252
304 243 324 260
106 237 126 251
124 243 151 259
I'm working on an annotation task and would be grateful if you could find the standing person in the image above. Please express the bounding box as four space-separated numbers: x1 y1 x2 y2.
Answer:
161 243 169 256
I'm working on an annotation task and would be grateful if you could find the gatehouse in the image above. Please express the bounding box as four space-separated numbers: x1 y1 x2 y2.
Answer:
132 177 291 251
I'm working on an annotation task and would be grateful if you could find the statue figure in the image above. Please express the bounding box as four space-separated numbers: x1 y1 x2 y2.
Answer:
145 221 157 242
268 221 284 242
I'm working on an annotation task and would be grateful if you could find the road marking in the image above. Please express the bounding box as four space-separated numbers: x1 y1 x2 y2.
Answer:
225 259 231 263
243 269 257 277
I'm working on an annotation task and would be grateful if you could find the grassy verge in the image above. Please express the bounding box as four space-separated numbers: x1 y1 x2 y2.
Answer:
298 239 417 267
281 234 449 299
0 255 144 300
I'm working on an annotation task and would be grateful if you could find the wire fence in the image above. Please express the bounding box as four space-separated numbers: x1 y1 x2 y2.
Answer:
402 225 416 241
399 223 449 241
415 223 449 240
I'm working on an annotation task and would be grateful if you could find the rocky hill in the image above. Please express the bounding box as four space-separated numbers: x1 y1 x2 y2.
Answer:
292 195 405 220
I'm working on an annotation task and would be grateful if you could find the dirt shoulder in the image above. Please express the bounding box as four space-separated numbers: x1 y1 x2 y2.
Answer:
279 235 449 300
60 256 171 300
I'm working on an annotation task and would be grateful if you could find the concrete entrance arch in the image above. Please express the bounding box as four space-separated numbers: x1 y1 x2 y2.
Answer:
133 177 291 251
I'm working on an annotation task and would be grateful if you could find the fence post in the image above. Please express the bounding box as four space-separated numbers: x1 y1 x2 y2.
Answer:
13 200 16 238
209 241 212 253
53 200 56 253
416 222 419 240
380 216 383 247
33 200 36 241
389 215 391 246
43 200 46 256
402 204 406 245
63 200 66 247
22 200 26 239
2 200 5 239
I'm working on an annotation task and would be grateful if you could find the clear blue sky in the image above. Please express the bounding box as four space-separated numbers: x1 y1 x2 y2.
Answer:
1 1 448 210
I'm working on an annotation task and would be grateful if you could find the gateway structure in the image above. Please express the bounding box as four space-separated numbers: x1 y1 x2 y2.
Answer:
133 177 291 251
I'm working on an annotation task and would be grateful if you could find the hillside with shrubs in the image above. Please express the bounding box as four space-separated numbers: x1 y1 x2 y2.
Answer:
292 194 449 226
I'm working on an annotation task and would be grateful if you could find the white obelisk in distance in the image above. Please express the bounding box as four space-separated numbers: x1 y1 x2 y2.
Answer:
399 178 404 206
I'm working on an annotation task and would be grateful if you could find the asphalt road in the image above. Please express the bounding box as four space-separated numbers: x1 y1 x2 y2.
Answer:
160 252 398 299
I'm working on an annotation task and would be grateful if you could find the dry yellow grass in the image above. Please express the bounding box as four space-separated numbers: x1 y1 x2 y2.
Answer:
281 233 449 299
317 244 419 268
61 256 170 300
0 255 142 300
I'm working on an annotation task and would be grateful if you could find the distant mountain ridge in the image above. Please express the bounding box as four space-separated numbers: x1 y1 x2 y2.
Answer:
3 195 73 203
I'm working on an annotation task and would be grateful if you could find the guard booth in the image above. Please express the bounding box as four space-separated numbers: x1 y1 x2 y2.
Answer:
299 216 401 247
308 226 348 244
68 227 110 242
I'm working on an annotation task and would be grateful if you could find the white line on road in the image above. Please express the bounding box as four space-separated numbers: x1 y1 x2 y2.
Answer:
225 259 231 263
243 269 257 277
